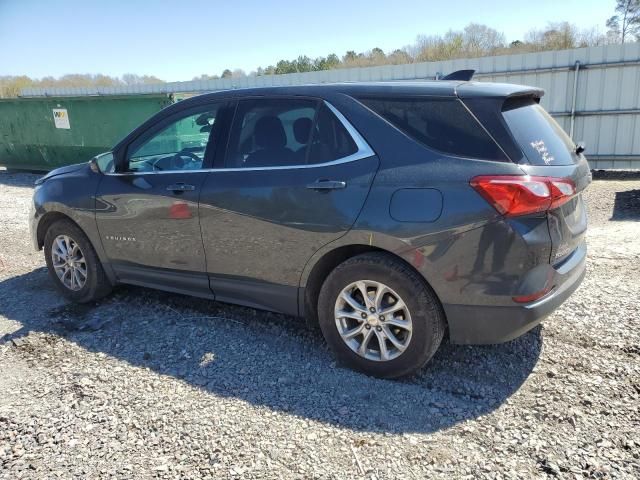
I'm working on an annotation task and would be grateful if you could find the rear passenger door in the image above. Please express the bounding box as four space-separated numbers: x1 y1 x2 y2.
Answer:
199 97 379 315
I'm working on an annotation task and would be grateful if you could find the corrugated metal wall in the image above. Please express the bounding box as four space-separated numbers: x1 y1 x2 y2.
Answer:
21 43 640 169
474 44 640 170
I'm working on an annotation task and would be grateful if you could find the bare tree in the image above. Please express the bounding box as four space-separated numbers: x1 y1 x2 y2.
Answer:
577 27 609 47
525 22 579 51
607 0 640 43
462 23 506 57
369 47 386 65
414 30 464 62
122 74 163 85
387 49 413 65
192 74 219 81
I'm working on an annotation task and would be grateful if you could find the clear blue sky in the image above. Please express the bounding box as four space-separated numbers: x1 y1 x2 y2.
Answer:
0 0 615 82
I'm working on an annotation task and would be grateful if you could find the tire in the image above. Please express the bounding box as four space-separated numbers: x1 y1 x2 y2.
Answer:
317 252 445 379
43 219 112 303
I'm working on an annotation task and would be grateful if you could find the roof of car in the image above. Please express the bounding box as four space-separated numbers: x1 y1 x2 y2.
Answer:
181 80 544 103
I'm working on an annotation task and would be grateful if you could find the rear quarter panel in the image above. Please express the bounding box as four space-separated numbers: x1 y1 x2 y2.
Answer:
301 94 553 308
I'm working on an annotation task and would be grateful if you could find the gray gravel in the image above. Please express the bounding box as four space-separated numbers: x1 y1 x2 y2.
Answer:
0 170 639 479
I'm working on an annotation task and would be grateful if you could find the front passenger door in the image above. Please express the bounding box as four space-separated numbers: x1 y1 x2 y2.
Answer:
95 101 231 297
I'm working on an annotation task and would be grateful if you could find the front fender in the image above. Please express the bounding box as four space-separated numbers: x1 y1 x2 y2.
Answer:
30 164 116 283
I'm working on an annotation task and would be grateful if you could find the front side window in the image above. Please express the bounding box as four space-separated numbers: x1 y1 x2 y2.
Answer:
126 104 221 172
357 96 506 161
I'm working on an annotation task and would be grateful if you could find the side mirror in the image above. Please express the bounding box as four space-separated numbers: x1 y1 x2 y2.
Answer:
89 157 101 173
575 142 586 154
196 113 214 126
92 151 115 173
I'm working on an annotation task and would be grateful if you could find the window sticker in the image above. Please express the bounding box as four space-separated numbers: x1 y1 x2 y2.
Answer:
530 140 554 165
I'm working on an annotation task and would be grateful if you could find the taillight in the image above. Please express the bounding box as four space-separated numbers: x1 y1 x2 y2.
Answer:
548 179 576 209
470 175 576 217
512 284 554 303
512 268 555 303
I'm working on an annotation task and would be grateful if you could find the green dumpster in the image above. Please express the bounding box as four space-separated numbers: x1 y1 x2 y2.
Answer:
0 94 173 171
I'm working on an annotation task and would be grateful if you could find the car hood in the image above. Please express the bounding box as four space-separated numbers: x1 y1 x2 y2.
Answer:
35 162 88 185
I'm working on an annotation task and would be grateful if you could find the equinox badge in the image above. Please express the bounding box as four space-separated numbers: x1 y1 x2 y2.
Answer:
105 235 136 242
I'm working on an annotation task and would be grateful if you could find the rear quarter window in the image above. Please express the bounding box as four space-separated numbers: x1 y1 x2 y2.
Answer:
357 96 507 161
308 103 358 164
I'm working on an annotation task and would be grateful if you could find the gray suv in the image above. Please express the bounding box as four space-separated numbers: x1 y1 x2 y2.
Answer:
30 81 589 378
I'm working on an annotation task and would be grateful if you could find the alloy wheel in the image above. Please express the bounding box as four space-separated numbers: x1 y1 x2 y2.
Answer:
334 280 412 361
51 234 87 291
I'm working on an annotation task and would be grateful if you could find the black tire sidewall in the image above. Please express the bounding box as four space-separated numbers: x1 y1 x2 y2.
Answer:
43 220 104 303
318 254 444 379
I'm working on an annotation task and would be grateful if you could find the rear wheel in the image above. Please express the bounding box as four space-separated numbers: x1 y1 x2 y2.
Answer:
44 219 112 303
318 252 445 378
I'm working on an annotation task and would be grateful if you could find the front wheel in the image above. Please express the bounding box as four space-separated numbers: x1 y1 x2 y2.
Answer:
44 219 112 303
318 253 445 379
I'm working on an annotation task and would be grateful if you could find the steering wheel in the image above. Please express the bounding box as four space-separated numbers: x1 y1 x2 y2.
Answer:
171 150 202 170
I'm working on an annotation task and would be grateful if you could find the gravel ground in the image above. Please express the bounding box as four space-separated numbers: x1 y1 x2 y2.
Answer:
0 170 639 479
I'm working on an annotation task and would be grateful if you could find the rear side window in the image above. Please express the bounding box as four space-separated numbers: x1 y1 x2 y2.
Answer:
225 98 361 168
502 98 576 166
358 96 506 161
225 98 318 168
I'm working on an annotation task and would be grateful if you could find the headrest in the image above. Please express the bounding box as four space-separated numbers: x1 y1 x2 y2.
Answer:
293 117 313 144
254 116 286 149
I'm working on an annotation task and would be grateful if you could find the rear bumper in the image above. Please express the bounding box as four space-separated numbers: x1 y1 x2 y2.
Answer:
445 242 587 345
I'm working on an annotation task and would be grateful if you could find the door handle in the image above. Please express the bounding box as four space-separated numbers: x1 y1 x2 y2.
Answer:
306 179 347 191
166 183 195 192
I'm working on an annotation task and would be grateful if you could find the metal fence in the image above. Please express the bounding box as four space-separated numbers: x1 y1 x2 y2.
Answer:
21 42 640 169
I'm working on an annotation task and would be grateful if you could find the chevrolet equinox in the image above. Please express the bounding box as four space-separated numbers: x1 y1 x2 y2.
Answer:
30 81 590 378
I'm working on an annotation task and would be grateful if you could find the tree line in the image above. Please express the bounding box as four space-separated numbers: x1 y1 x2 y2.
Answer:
2 1 639 98
0 73 163 99
192 19 634 79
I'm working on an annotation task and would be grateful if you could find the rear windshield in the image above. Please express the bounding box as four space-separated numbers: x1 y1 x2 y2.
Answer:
357 96 507 161
502 98 576 166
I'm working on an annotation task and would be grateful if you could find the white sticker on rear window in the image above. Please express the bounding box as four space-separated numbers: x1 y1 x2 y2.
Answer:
530 140 554 165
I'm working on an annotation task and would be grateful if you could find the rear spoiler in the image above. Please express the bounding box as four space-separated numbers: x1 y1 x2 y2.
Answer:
440 71 544 103
456 83 544 100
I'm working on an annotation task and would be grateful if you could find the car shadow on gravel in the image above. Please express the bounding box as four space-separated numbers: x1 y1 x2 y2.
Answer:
0 171 40 188
0 268 542 434
611 190 640 221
